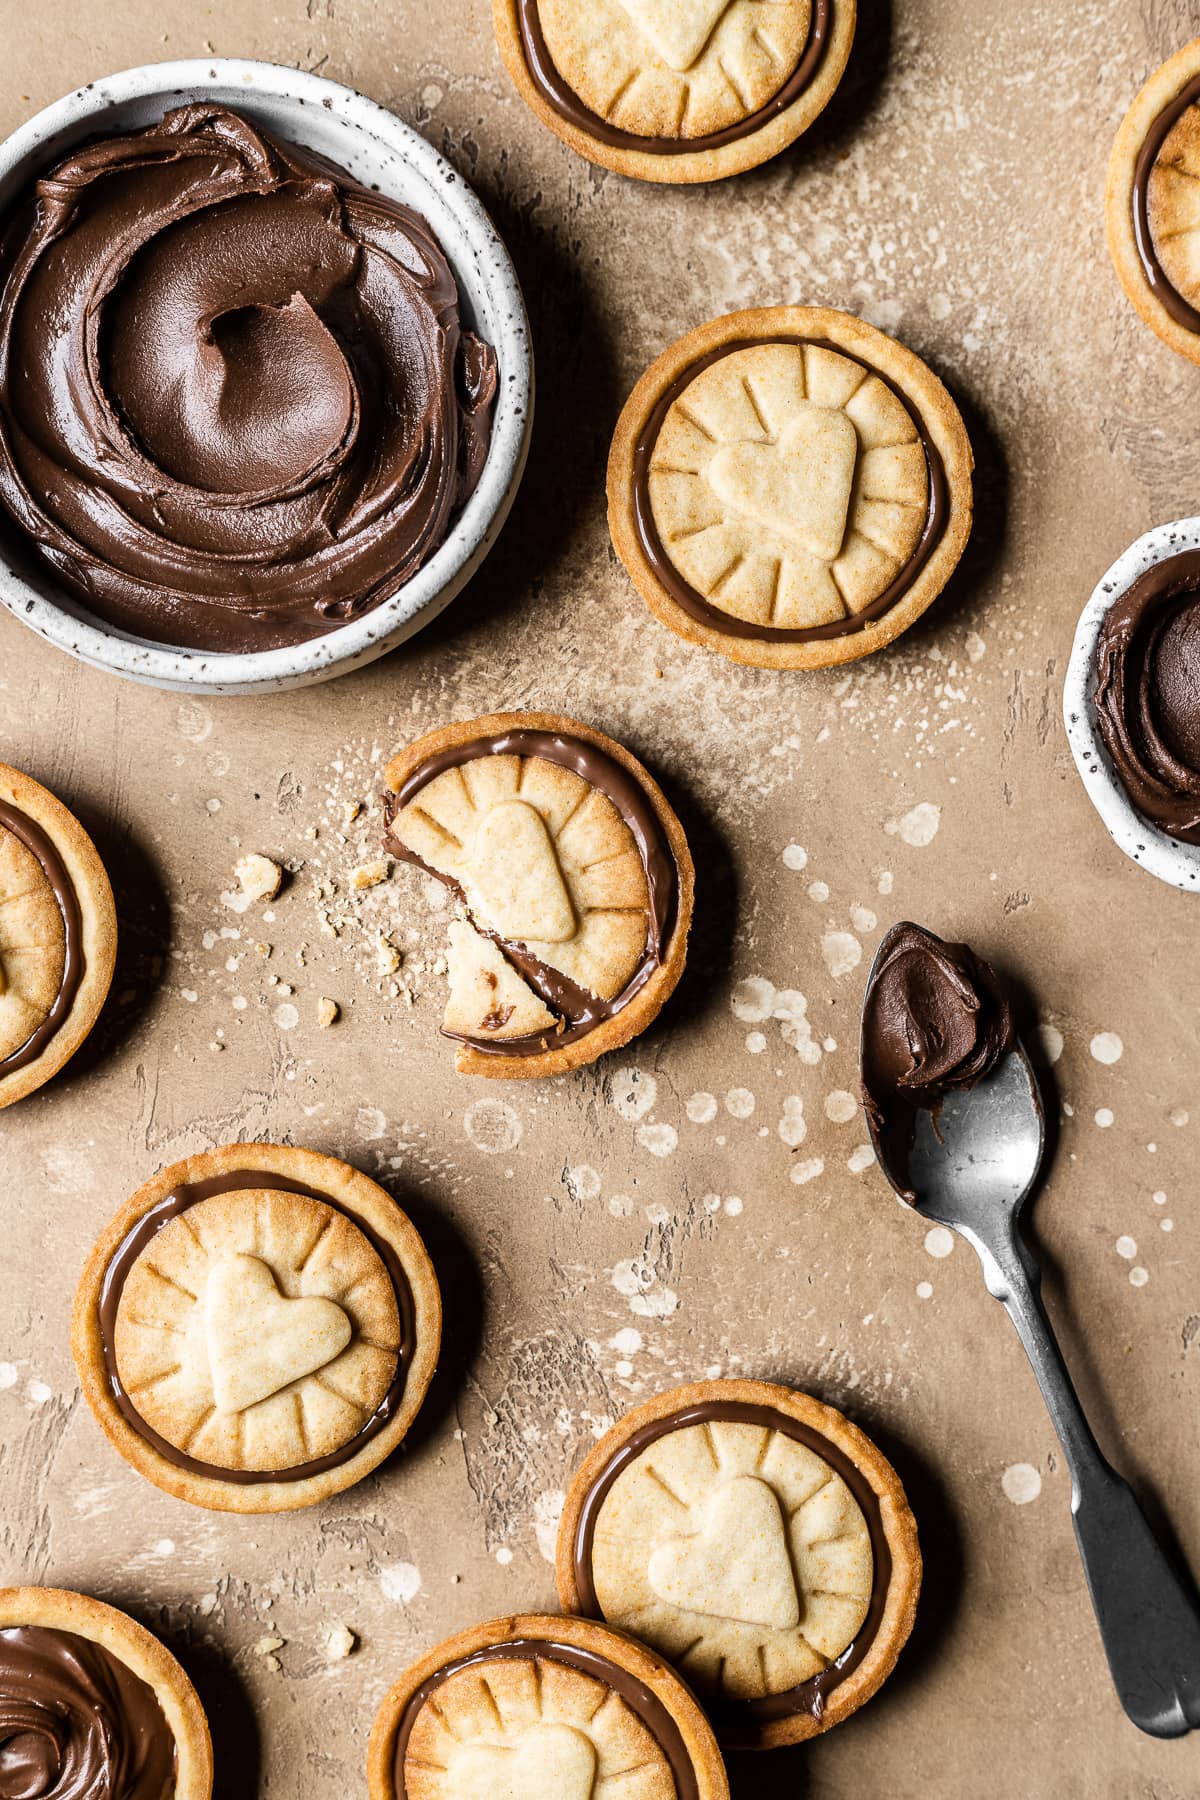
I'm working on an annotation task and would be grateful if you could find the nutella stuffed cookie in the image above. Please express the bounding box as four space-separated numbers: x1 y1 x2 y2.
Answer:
0 1586 212 1798
609 306 973 669
383 712 693 1078
0 763 116 1109
493 0 856 184
73 1143 441 1513
557 1379 921 1749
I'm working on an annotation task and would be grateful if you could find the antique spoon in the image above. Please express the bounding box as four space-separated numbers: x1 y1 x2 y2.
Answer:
860 945 1200 1738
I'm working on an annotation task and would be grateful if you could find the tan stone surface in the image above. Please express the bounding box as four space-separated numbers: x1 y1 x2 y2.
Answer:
1 2 1198 1796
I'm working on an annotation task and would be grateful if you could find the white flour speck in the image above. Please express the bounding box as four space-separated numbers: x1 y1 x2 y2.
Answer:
1171 1108 1190 1127
1116 1236 1136 1259
26 1381 52 1406
273 1002 299 1031
924 1226 954 1259
916 1280 933 1300
631 1285 678 1319
847 1145 876 1174
731 977 775 1023
637 1122 678 1158
356 1106 386 1141
790 1158 824 1185
966 632 986 663
824 1090 858 1125
380 1563 422 1604
687 1092 718 1123
822 931 862 979
778 1097 806 1148
1038 1024 1064 1066
610 1067 657 1122
725 1088 755 1119
610 1328 642 1356
745 1031 767 1054
1090 1032 1123 1065
608 1193 633 1217
464 1099 522 1154
725 1196 744 1216
564 1165 601 1202
1095 1109 1114 1129
0 1364 17 1390
851 906 877 933
1130 1266 1150 1286
782 844 808 870
886 802 941 847
808 880 830 903
878 871 894 895
1002 1463 1041 1504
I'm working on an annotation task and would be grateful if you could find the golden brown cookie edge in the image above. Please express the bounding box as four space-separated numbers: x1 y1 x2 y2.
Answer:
555 1376 922 1749
72 1142 442 1514
607 305 974 669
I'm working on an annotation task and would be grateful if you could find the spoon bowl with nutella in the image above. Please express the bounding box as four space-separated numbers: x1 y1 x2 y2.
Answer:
861 921 1200 1739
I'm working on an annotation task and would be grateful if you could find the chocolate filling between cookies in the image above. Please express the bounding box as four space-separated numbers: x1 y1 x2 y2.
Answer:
383 729 679 1057
1092 547 1200 843
0 799 84 1077
571 1400 892 1728
391 1638 701 1800
514 0 832 156
633 337 951 642
1131 70 1200 334
98 1168 416 1485
0 1624 175 1800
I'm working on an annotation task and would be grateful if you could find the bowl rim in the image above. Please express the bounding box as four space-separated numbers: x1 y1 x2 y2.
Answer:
1063 514 1200 891
0 57 531 692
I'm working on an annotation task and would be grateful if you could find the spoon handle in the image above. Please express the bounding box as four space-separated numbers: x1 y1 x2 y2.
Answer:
976 1228 1200 1737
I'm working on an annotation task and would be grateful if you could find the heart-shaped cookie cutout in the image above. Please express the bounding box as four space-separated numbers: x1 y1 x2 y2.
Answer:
205 1254 352 1414
451 1724 597 1800
707 405 858 563
617 0 733 70
467 800 575 944
647 1473 801 1630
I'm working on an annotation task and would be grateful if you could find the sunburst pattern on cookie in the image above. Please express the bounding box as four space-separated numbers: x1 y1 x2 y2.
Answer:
1148 102 1200 304
0 817 66 1063
391 753 650 1036
538 0 811 140
649 341 929 631
591 1420 873 1700
403 1653 676 1800
113 1188 401 1473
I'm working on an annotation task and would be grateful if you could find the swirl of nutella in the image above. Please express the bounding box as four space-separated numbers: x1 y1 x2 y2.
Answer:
0 1625 175 1799
1093 550 1200 845
860 921 1014 1199
0 104 496 653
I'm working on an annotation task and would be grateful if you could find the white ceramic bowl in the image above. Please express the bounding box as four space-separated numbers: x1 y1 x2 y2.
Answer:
1064 516 1200 890
0 60 532 694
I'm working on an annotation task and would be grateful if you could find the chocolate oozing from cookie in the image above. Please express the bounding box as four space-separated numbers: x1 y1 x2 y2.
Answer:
633 338 949 642
1132 69 1200 334
0 799 83 1077
383 729 678 1057
98 1168 416 1485
571 1399 891 1734
0 1625 175 1800
391 1638 701 1800
1093 549 1200 844
0 104 496 652
860 921 1014 1202
515 0 832 155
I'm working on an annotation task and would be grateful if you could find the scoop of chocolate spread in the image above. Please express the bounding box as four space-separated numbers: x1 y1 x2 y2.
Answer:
1093 549 1200 844
0 103 497 652
860 921 1014 1200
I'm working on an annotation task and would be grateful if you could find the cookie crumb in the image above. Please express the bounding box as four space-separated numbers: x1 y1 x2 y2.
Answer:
316 997 339 1029
221 853 282 913
253 1635 285 1671
323 1623 356 1661
376 932 402 975
342 801 363 827
351 859 389 891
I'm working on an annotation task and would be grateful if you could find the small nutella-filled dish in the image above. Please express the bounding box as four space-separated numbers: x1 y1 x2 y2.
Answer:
556 1380 920 1750
383 712 693 1078
73 1144 441 1513
1107 39 1200 364
1065 517 1200 888
609 307 973 669
493 0 856 185
860 921 1014 1202
366 1612 729 1799
0 1586 212 1797
0 764 116 1110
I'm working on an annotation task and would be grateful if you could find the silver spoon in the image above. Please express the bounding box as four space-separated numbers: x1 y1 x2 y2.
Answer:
860 949 1200 1738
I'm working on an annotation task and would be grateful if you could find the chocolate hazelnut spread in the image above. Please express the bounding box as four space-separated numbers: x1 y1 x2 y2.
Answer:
569 1399 891 1734
98 1167 415 1484
513 0 832 155
0 799 84 1076
1093 549 1200 844
0 1625 175 1800
633 338 950 643
1132 70 1200 334
391 1638 700 1800
383 727 679 1056
0 104 496 652
860 921 1014 1201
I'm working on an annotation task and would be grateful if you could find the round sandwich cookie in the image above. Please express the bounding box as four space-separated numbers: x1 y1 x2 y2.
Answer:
382 712 694 1078
556 1379 921 1749
73 1143 441 1513
609 306 973 669
1107 39 1200 365
0 1586 212 1798
366 1612 729 1799
493 0 856 184
0 764 116 1109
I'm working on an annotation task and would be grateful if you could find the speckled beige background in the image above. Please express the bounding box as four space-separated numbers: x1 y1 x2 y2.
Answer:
2 1 1199 1794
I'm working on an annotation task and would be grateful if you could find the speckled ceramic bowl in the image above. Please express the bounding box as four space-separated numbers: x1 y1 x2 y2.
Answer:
0 60 532 695
1064 516 1200 890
